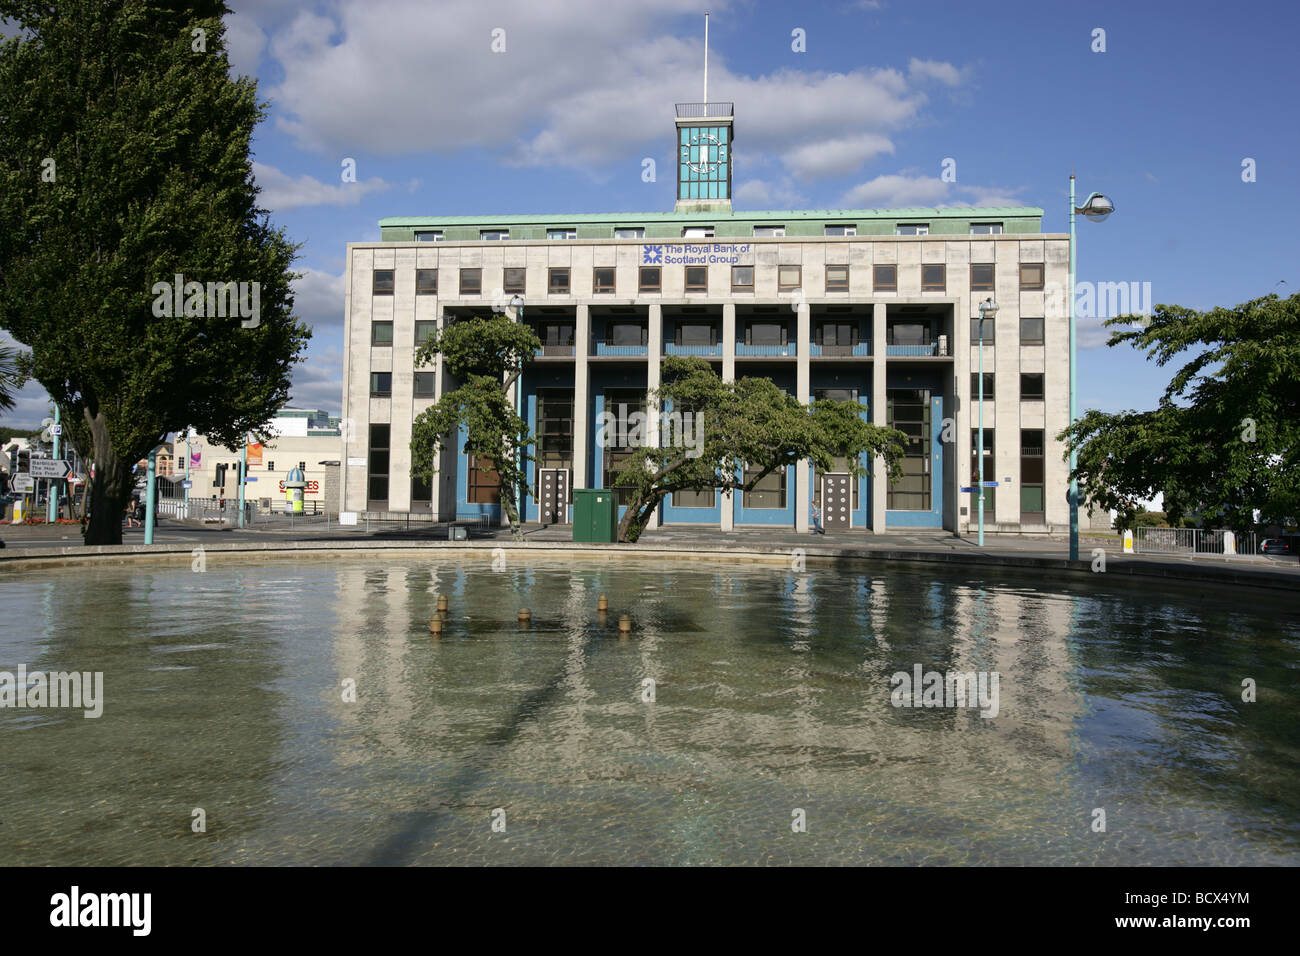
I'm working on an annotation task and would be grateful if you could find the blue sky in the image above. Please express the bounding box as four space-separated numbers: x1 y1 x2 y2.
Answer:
5 0 1297 425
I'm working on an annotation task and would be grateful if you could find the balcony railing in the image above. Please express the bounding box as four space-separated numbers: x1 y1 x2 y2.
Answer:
594 343 648 356
676 102 734 118
810 343 871 357
665 343 722 356
736 343 795 356
885 340 951 357
534 345 575 357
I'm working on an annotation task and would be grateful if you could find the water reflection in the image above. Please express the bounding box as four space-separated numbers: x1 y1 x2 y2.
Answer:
0 558 1296 866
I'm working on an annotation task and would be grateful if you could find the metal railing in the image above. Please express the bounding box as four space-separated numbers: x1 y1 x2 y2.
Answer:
676 102 734 118
1132 527 1260 556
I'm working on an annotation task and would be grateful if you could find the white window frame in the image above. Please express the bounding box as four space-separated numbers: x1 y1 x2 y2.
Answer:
414 230 444 242
546 228 578 240
480 230 510 241
896 223 929 236
754 225 786 237
682 226 715 238
613 227 645 239
824 224 856 237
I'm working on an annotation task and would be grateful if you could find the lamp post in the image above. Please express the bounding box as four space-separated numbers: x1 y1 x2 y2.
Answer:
1068 176 1114 561
977 297 997 547
143 446 157 544
238 436 249 529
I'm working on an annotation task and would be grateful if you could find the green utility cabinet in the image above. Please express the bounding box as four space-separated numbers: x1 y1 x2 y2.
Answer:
572 489 618 543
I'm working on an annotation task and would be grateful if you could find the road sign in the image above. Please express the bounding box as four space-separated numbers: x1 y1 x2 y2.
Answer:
12 475 34 493
981 481 999 487
244 476 257 482
182 480 192 489
960 486 975 493
51 423 63 436
29 459 72 479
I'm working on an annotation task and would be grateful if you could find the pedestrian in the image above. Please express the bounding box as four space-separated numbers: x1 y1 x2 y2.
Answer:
125 497 139 528
810 500 825 535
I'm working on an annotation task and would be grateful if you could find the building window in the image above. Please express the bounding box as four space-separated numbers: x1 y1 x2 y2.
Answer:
971 315 995 343
743 465 786 509
607 321 646 346
825 265 849 291
602 389 646 505
370 372 392 397
536 389 574 470
372 270 394 295
896 223 929 236
504 268 526 294
824 224 856 236
415 320 437 345
921 264 946 291
639 267 661 292
887 389 931 510
416 269 438 294
368 424 389 503
268 461 274 472
731 265 754 292
546 228 577 240
414 231 443 242
685 266 708 292
459 268 482 295
1021 372 1045 400
614 227 644 239
778 264 801 292
1020 262 1045 290
540 321 575 348
414 372 435 397
754 225 785 237
887 320 930 346
970 428 995 520
593 267 615 294
371 321 393 346
971 222 1003 234
411 473 432 508
1021 429 1045 522
678 124 730 200
1020 316 1044 345
746 321 786 346
818 321 858 346
466 455 501 504
970 263 995 292
683 226 714 238
675 321 717 346
548 268 570 294
971 372 995 401
480 230 509 241
874 264 897 291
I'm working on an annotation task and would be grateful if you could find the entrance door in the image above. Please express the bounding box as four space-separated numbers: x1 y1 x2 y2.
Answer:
537 468 570 524
820 473 852 530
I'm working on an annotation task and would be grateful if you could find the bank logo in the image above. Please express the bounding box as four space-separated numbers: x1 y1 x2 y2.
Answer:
642 245 664 264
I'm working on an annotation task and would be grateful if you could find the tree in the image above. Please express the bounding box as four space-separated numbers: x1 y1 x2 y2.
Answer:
0 1 311 544
409 314 540 540
1062 292 1300 533
610 357 908 542
0 344 20 414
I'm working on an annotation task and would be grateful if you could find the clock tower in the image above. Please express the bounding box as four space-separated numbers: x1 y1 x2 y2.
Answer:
674 101 734 214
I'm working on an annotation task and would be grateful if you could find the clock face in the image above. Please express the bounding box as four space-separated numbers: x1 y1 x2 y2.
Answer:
680 126 729 175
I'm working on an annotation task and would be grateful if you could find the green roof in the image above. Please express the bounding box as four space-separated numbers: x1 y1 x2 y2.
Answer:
379 206 1043 227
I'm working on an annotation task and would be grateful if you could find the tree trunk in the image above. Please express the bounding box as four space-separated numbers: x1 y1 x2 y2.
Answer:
502 486 523 542
83 407 128 546
617 492 662 543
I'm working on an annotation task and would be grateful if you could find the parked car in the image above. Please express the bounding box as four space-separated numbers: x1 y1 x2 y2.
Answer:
1260 537 1296 555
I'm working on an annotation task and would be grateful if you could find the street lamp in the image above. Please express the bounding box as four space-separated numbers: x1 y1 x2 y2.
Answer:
1068 176 1115 561
976 297 997 547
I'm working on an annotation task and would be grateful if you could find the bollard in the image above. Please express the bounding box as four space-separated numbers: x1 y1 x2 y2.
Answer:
618 614 632 634
1122 530 1134 554
436 595 448 612
597 595 608 612
429 617 444 636
517 608 531 623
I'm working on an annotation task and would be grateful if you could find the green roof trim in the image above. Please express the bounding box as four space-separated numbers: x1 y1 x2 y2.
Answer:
379 206 1043 227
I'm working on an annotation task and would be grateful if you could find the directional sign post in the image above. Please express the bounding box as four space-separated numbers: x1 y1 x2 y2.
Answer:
12 475 34 494
30 459 72 480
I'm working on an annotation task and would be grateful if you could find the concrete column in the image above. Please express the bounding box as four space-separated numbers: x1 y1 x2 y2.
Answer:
573 303 591 489
645 303 662 530
794 301 811 533
872 302 888 533
720 302 736 531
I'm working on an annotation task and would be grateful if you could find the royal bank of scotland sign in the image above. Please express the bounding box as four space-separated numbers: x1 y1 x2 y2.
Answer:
642 243 753 265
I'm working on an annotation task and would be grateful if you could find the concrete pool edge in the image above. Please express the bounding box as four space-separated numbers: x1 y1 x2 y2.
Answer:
1 538 1294 593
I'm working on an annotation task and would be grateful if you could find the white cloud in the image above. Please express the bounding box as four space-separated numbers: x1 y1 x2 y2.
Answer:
253 162 391 211
907 58 968 87
223 11 267 77
257 0 935 186
287 342 344 415
291 267 346 328
734 178 806 208
841 173 949 207
780 133 894 179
